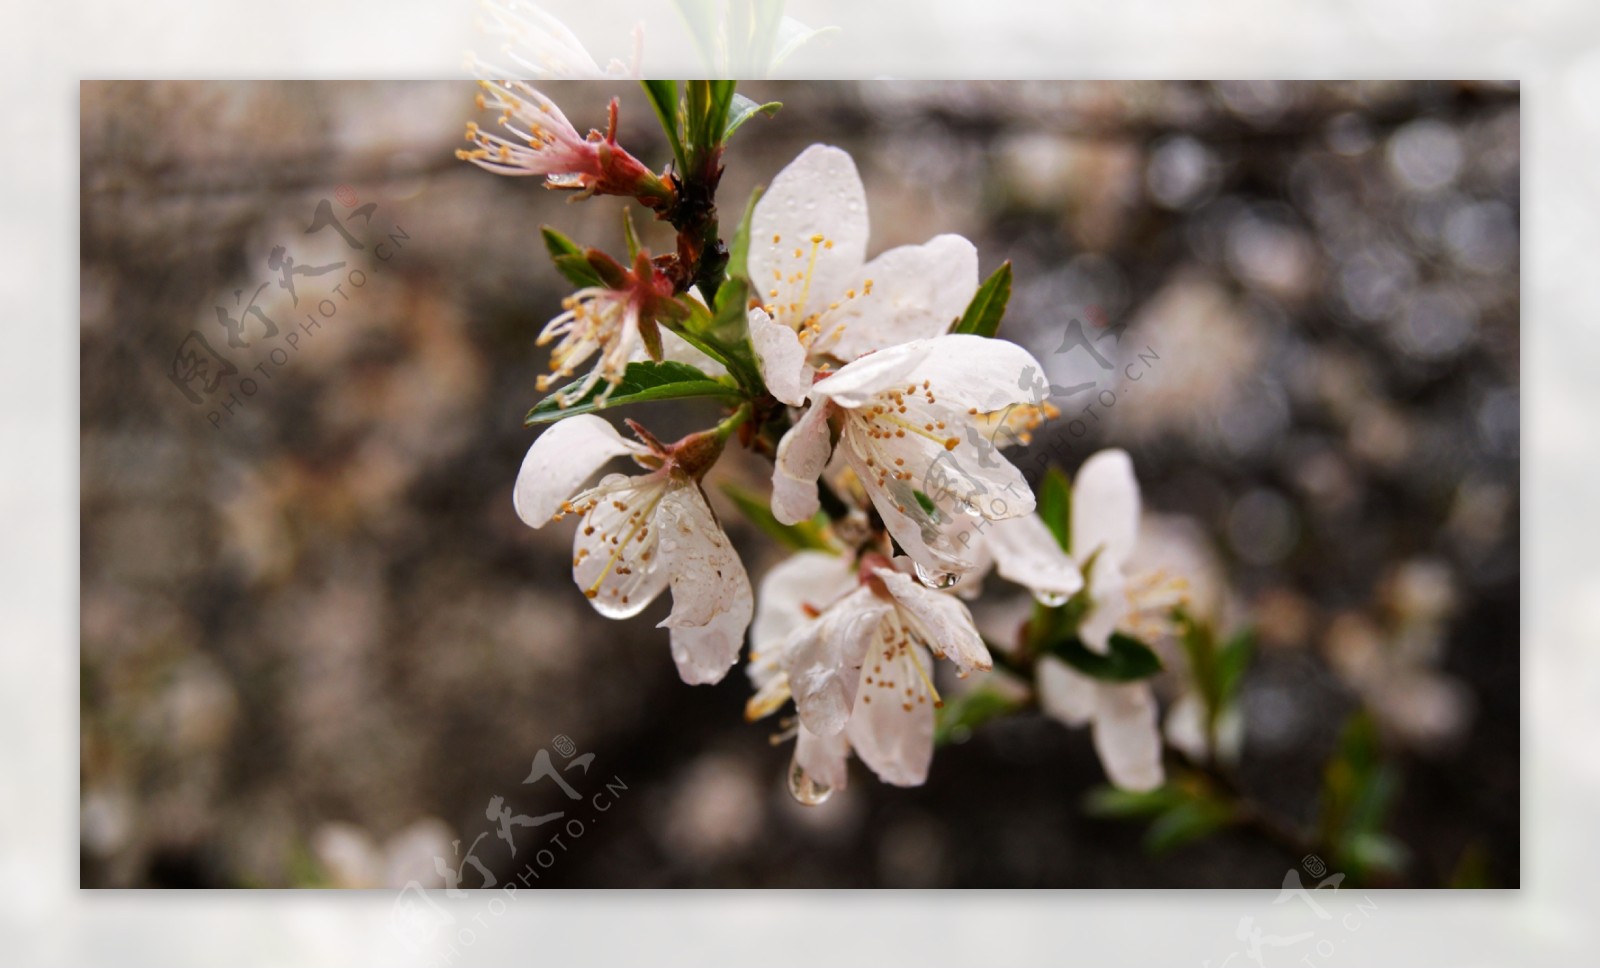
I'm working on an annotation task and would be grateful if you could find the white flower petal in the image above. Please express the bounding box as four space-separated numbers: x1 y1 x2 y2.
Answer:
513 415 644 527
810 340 934 408
846 642 936 787
898 334 1049 414
655 327 728 378
1164 693 1244 765
749 144 869 327
654 483 752 685
1092 682 1165 792
788 587 888 737
1071 448 1141 577
1036 655 1095 727
772 400 835 525
875 566 991 674
825 235 980 361
1078 600 1122 654
796 729 857 796
837 416 1031 579
751 551 855 658
985 514 1083 603
795 724 852 794
1163 692 1208 762
570 473 672 619
748 305 814 406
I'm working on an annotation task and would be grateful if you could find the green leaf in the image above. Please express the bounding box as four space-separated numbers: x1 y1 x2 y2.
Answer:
1216 628 1256 705
524 360 742 425
1036 466 1072 552
724 94 781 140
672 0 721 74
720 483 833 553
1143 798 1235 855
541 225 605 288
934 688 1022 746
639 79 685 171
727 184 764 281
952 260 1013 338
1318 712 1407 880
1083 784 1185 819
1048 632 1163 682
771 19 840 70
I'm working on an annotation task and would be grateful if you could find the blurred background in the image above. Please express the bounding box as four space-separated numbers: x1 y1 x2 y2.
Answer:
79 80 1518 889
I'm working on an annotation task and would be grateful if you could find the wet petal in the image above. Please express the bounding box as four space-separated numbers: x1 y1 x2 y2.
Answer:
772 400 835 525
898 333 1049 414
570 473 672 619
846 643 936 786
789 587 889 736
985 514 1083 603
748 305 814 406
751 551 855 658
810 340 934 408
1092 682 1165 792
795 724 852 794
749 144 869 327
655 483 752 685
825 234 979 361
875 566 991 674
513 415 644 527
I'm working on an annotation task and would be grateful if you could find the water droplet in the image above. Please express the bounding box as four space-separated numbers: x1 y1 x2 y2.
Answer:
787 755 832 806
1037 590 1069 607
913 561 960 590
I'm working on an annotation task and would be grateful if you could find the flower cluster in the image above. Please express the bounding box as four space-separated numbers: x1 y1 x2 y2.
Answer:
462 77 1196 804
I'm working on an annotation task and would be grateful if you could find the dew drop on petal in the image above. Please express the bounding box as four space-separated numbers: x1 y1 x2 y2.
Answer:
913 561 960 590
1037 590 1069 607
786 754 832 806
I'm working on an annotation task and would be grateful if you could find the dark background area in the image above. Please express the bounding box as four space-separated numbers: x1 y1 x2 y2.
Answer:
80 80 1518 888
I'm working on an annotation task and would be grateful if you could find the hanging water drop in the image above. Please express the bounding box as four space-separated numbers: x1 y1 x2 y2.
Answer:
913 561 960 590
787 754 832 806
1037 590 1069 607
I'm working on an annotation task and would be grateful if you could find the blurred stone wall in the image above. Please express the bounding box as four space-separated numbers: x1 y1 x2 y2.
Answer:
80 80 1518 888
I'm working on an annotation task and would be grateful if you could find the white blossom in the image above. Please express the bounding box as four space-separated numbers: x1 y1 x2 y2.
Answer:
745 144 980 407
747 551 991 791
514 415 751 685
770 334 1048 582
1035 449 1167 791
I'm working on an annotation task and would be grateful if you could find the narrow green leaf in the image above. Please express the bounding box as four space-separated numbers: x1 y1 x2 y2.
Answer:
744 0 785 77
1036 466 1072 552
1216 628 1256 705
1083 784 1185 819
672 0 721 74
1143 799 1235 855
639 79 685 171
727 184 765 281
724 94 781 140
720 483 834 553
1049 632 1163 682
952 261 1013 337
706 80 738 147
524 360 742 425
541 226 605 288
